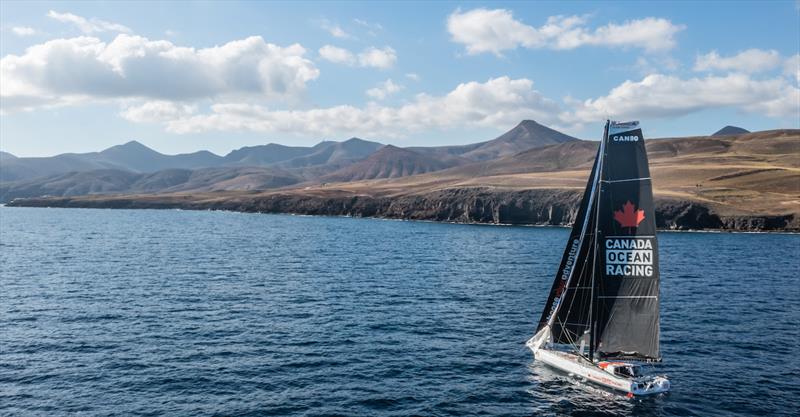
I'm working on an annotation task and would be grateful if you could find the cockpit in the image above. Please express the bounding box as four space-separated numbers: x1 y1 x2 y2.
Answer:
613 365 643 378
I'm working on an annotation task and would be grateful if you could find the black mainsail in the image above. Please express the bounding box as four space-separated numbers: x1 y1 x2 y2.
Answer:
536 120 660 362
594 121 660 361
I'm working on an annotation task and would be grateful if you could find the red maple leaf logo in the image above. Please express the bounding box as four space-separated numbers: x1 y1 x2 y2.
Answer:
613 201 645 230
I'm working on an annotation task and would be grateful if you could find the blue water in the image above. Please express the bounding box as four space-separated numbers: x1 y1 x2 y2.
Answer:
1 207 798 416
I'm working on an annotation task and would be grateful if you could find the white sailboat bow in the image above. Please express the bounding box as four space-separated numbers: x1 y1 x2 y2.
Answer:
527 121 670 397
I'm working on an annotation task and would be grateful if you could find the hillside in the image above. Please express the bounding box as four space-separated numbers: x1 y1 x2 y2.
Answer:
0 141 224 181
0 121 571 183
4 124 799 231
222 143 312 166
277 138 383 169
407 119 578 162
712 125 750 136
0 166 302 201
460 119 578 160
302 129 799 217
0 138 383 182
323 145 457 182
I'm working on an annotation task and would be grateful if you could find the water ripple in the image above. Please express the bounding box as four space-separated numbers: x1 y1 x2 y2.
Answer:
1 207 798 416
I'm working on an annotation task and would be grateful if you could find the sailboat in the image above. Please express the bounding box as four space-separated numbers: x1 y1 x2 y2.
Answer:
526 120 670 397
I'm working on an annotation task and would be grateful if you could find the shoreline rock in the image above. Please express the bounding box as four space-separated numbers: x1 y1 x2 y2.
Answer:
7 188 797 233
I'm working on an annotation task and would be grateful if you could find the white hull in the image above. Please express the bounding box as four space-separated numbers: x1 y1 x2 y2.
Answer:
527 337 669 396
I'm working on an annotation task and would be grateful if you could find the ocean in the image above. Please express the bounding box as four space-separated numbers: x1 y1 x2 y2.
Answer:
1 207 798 416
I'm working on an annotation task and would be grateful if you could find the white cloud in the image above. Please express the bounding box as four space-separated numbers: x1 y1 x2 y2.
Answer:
11 26 37 37
357 46 396 69
447 8 684 55
694 49 782 73
318 45 355 65
353 18 383 31
134 76 562 136
784 54 800 83
353 18 383 36
47 10 131 34
366 79 403 99
405 73 420 81
0 35 319 112
120 100 196 123
327 25 351 39
319 19 353 39
564 73 799 125
319 45 397 69
108 72 799 136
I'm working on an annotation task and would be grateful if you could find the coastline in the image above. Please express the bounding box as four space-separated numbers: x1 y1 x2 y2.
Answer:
7 187 797 233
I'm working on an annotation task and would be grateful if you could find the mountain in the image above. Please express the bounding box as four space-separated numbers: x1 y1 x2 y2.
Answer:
8 127 800 232
0 166 302 202
279 138 383 169
323 145 457 182
309 129 799 219
406 120 578 163
99 141 224 171
460 120 578 161
0 137 382 183
98 140 173 170
0 122 573 183
0 169 141 201
0 151 17 161
223 143 313 166
159 167 300 192
0 141 224 182
712 126 750 136
0 153 120 182
17 129 798 232
6 122 798 226
435 140 599 180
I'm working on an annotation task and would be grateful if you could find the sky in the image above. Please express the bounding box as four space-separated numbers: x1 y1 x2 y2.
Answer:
0 0 798 157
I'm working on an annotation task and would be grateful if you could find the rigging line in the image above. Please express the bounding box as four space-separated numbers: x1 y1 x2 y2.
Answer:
557 235 595 348
544 134 604 333
557 220 598 357
600 177 651 183
555 254 593 350
597 296 658 299
554 251 592 345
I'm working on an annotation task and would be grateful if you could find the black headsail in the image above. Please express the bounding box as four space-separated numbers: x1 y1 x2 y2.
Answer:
536 123 606 346
593 121 661 361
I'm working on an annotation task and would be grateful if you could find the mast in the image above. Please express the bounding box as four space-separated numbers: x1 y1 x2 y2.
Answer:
588 120 609 362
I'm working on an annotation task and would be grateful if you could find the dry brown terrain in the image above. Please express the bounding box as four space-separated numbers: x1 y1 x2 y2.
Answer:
290 129 800 217
8 129 799 231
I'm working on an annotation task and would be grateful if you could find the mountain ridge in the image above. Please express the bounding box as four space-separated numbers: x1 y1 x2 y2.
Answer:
323 145 458 182
712 125 750 136
3 122 798 232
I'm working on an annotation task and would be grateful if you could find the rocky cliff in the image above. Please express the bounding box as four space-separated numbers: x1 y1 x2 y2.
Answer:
8 188 797 232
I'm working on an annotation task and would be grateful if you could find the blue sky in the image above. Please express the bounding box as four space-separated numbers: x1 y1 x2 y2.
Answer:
1 1 798 156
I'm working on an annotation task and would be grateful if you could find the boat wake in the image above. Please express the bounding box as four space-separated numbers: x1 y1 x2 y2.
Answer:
527 361 671 415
